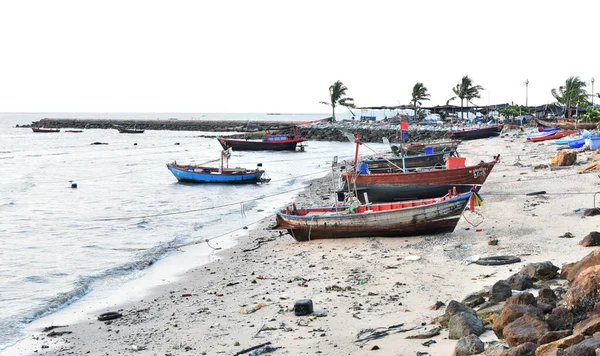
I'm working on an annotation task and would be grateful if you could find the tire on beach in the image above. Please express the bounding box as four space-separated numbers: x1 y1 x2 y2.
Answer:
97 312 123 321
475 256 521 266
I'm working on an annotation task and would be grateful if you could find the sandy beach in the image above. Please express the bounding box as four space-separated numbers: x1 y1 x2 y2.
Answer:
5 128 600 356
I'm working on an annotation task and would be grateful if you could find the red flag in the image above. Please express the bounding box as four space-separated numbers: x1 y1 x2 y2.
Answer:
400 122 409 130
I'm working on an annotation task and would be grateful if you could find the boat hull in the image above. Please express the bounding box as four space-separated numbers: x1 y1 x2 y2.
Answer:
275 193 471 241
166 164 265 184
527 130 578 142
217 137 305 151
32 127 60 133
118 129 145 134
339 157 498 203
536 117 596 130
448 125 503 140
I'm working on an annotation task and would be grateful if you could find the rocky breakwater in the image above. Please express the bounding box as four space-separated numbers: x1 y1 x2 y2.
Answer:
22 118 449 143
433 232 600 355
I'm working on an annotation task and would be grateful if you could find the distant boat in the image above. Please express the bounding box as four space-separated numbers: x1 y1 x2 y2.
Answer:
217 125 306 151
65 129 83 133
116 127 145 134
32 127 60 133
448 124 503 140
274 190 473 241
166 149 269 184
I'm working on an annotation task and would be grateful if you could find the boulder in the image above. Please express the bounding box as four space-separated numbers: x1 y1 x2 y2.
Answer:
553 150 577 166
563 344 596 356
499 342 538 355
561 249 600 282
493 304 544 338
534 334 584 355
574 315 600 336
538 330 573 345
537 302 554 314
462 292 486 308
507 273 534 291
520 262 559 281
453 334 485 356
568 335 600 349
491 280 513 302
437 300 476 327
506 292 537 307
538 287 558 307
560 265 600 314
504 314 549 347
477 302 505 321
547 308 574 331
449 312 485 339
580 232 600 247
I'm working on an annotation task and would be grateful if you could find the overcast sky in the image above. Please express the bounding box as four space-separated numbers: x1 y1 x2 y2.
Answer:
0 0 598 113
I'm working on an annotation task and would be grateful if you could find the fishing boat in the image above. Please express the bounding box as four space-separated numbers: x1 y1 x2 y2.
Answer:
535 117 597 130
65 129 83 133
448 124 503 140
116 127 145 134
527 130 578 142
166 149 269 184
274 190 474 241
401 140 460 155
32 127 60 133
217 125 306 151
362 152 451 173
337 133 499 203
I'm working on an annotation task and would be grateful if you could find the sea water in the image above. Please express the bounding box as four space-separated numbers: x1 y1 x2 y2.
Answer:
0 112 375 351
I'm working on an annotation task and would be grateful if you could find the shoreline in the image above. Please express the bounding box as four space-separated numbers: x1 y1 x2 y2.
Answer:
5 129 600 355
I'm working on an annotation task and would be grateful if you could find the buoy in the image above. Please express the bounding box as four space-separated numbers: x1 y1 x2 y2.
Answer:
174 142 180 145
71 183 78 189
133 143 138 146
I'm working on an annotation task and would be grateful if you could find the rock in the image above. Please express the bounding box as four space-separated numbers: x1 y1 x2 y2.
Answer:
448 312 485 340
562 344 596 356
568 335 600 350
503 314 549 347
547 308 574 331
484 342 508 355
537 302 554 314
553 150 577 166
462 292 486 308
561 249 600 282
574 315 600 336
520 262 559 281
559 265 600 314
580 232 600 247
583 208 600 217
538 330 573 345
477 303 505 321
437 301 476 327
453 334 485 356
499 342 537 355
491 280 513 302
493 304 544 339
534 334 584 355
538 287 558 307
506 293 537 307
507 273 534 291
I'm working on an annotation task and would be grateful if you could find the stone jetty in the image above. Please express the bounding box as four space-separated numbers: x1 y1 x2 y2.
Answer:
20 118 448 143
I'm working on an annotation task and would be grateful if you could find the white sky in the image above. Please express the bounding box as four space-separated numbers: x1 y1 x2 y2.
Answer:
0 0 598 113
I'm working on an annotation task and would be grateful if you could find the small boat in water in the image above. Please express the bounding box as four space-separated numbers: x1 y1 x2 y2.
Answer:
114 125 144 134
448 124 503 140
65 129 83 133
166 149 269 184
274 190 473 241
32 127 60 133
217 125 306 151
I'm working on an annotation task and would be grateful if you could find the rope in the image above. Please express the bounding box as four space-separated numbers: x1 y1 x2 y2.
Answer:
462 210 484 227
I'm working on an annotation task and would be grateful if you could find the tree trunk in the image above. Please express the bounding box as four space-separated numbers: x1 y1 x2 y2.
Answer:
460 98 464 121
332 105 336 122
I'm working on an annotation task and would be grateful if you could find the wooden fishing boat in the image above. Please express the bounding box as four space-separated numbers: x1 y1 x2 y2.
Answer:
217 125 306 151
401 141 460 155
166 149 268 184
117 127 145 134
362 152 451 173
32 127 60 133
448 124 503 140
527 130 578 142
274 190 473 241
535 117 597 130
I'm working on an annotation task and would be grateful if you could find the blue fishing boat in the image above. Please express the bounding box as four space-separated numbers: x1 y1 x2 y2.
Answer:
166 149 269 184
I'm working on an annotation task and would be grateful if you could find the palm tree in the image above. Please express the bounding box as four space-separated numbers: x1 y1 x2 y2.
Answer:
410 83 430 120
320 80 355 121
448 76 484 122
551 76 588 118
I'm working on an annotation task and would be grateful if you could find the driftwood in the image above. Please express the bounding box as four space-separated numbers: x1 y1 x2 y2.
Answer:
233 341 272 356
355 324 418 344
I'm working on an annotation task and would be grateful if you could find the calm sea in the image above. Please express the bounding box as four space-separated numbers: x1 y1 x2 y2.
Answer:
0 112 373 352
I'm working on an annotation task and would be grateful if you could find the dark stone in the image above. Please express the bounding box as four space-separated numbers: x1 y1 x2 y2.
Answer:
503 314 549 347
536 302 554 314
506 293 537 307
563 344 596 356
462 292 485 308
538 330 573 345
537 287 558 307
453 334 484 356
448 312 485 340
547 307 574 331
506 273 534 291
579 231 600 247
491 280 513 303
519 261 559 281
438 300 476 328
